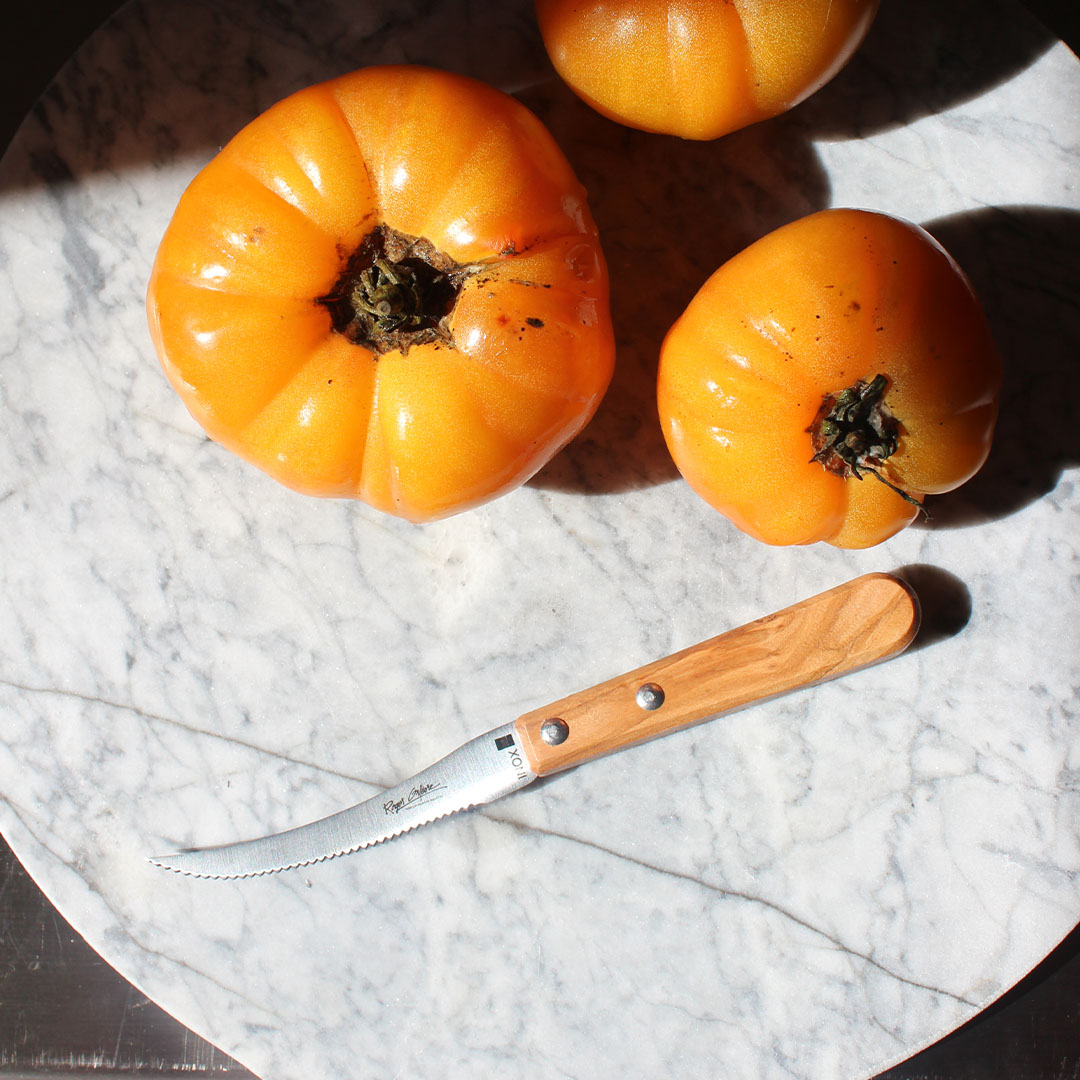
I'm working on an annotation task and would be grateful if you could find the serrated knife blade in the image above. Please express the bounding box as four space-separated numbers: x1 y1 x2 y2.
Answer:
148 721 535 877
149 572 920 878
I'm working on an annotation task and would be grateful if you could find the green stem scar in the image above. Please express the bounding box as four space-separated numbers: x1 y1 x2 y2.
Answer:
809 374 925 512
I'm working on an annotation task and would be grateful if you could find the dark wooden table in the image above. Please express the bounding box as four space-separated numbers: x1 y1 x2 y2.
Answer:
2 1 1078 1075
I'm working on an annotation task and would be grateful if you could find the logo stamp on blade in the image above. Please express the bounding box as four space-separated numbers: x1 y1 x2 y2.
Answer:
496 733 531 782
382 780 447 816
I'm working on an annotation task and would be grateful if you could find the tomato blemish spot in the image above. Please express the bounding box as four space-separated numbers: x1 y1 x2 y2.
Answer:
526 317 545 328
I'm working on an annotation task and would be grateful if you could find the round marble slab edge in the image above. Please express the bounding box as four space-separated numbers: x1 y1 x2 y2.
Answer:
0 1 1078 1078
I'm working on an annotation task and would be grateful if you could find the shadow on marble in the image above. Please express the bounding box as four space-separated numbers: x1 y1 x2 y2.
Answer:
527 87 834 496
798 0 1059 139
893 564 973 654
916 205 1080 529
0 0 1055 194
0 2 559 196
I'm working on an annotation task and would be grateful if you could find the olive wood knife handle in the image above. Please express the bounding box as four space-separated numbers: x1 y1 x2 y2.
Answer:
514 572 920 776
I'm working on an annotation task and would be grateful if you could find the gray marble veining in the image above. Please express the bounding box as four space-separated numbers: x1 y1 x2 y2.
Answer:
0 1 1078 1077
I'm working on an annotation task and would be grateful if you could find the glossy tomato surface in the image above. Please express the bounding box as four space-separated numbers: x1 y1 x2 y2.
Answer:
534 0 880 140
147 65 614 521
657 209 1002 548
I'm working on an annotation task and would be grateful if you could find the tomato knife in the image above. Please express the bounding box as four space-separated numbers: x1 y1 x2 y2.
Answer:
149 573 919 878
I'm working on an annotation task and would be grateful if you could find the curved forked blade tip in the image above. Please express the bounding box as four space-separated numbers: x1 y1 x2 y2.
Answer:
146 803 470 879
146 840 374 879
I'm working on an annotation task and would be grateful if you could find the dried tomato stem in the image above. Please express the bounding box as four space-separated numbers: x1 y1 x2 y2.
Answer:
809 374 925 513
319 225 475 356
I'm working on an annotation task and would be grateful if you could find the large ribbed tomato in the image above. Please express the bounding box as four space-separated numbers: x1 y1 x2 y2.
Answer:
534 0 880 140
657 210 1002 548
147 65 614 521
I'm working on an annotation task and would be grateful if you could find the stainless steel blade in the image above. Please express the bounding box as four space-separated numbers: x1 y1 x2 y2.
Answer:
148 721 536 878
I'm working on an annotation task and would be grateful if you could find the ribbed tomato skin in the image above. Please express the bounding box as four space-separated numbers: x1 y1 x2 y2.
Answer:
658 209 1002 548
147 65 614 521
535 0 880 140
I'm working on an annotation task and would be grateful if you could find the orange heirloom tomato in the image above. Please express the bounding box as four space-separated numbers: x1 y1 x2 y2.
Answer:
147 65 614 522
534 0 880 140
657 209 1002 549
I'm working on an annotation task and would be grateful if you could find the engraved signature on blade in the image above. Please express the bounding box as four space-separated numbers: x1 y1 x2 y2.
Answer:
382 780 447 816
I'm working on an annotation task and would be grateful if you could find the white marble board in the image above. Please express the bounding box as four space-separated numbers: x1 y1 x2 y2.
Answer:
1 1 1078 1077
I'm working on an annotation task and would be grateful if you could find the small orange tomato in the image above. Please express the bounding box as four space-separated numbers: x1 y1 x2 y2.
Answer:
534 0 880 140
147 65 614 522
657 209 1002 548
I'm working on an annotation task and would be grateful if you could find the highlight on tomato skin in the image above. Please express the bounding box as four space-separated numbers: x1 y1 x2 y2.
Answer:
145 65 615 523
656 208 1003 549
534 0 881 141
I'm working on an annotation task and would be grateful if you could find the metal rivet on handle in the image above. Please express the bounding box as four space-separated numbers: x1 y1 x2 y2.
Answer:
541 718 570 745
635 682 665 711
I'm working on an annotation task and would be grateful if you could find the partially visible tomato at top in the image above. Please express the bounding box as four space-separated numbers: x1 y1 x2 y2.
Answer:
147 65 615 522
535 0 880 140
